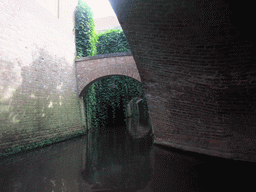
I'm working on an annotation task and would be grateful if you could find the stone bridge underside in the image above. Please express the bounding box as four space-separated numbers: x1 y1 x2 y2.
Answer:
109 0 256 161
76 52 141 97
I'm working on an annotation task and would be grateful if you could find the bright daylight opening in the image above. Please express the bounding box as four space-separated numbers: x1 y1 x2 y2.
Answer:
82 0 117 19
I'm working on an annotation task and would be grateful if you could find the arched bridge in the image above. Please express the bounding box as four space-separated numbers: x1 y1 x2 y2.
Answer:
76 52 141 97
1 0 256 165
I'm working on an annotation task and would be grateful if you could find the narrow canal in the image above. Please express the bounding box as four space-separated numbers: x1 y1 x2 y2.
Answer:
0 75 255 191
0 125 255 192
0 125 153 192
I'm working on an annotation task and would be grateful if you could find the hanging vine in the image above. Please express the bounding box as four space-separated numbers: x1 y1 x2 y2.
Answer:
83 76 147 130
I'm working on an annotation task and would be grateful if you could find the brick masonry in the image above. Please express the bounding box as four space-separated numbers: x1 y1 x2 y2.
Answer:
0 0 85 155
76 52 141 97
0 0 141 157
109 0 256 161
1 0 256 163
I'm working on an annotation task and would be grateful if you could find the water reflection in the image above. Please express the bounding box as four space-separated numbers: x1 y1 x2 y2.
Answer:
126 97 152 139
0 126 154 191
1 126 255 191
82 127 154 190
0 136 87 192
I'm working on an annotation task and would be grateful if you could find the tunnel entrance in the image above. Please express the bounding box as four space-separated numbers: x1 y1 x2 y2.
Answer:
105 98 126 127
82 75 152 133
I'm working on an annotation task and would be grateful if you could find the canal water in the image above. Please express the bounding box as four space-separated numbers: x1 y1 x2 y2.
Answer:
0 126 255 192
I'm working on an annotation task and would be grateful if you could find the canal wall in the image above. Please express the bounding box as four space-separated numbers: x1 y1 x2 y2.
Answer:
109 0 256 161
1 0 256 163
0 0 85 157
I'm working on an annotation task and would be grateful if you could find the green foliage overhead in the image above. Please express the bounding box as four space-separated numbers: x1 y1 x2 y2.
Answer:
74 0 97 58
96 29 130 55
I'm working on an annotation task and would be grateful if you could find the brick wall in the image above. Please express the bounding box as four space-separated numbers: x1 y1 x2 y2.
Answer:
109 0 256 161
0 0 85 156
76 52 141 97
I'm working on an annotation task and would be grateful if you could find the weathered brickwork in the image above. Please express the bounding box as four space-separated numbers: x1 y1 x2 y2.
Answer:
109 0 256 161
2 0 256 163
0 0 85 156
76 52 141 96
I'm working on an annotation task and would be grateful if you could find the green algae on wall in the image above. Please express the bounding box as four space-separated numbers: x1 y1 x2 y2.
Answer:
0 130 87 159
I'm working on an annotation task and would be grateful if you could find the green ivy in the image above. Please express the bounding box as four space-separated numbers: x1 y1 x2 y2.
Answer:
75 6 149 130
75 2 130 57
96 29 130 55
83 76 146 130
74 0 97 58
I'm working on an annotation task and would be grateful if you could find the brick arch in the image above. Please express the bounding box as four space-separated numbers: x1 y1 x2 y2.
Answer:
75 52 141 97
79 74 141 97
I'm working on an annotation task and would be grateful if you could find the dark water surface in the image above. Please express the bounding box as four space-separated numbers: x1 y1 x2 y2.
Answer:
0 126 255 192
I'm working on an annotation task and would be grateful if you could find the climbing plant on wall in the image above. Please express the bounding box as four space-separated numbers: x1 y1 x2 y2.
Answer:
83 76 145 129
75 1 130 58
77 12 149 130
96 29 130 55
74 0 97 58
